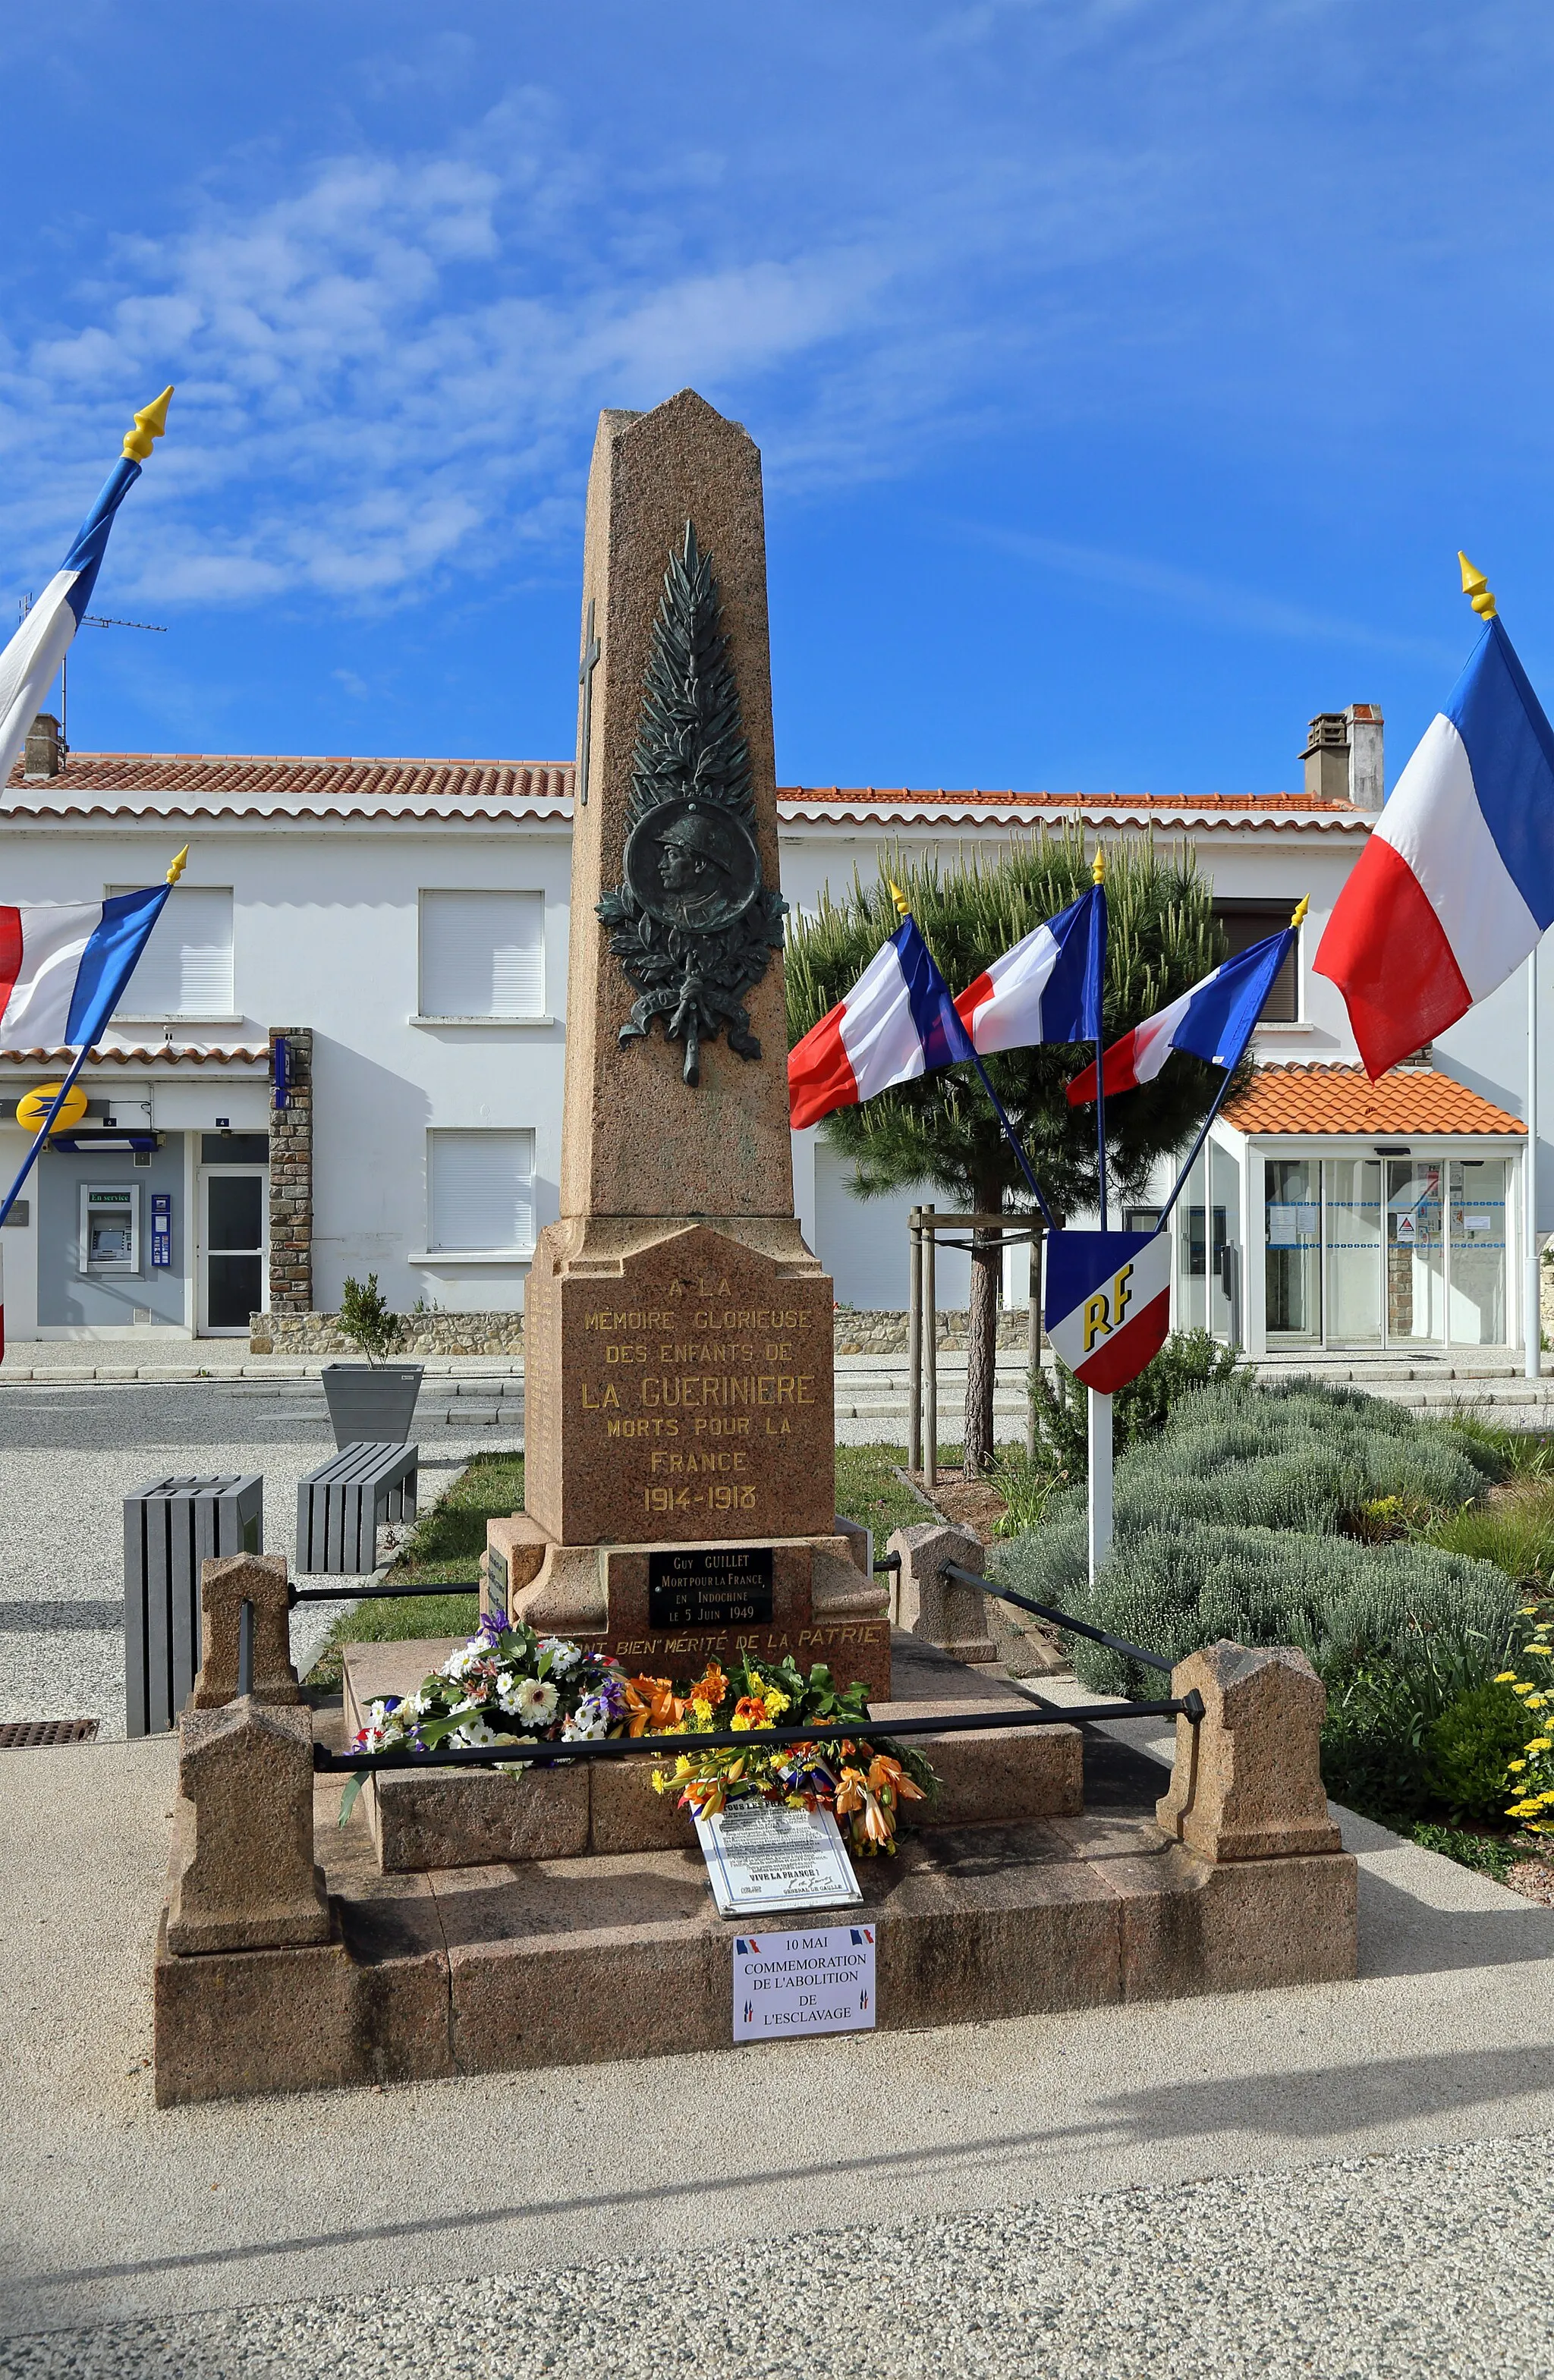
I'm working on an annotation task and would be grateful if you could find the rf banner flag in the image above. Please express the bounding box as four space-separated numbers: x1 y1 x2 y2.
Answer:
1044 1228 1171 1394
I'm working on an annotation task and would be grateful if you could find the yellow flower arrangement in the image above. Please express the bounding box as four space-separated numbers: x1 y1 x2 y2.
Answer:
1501 1606 1554 1835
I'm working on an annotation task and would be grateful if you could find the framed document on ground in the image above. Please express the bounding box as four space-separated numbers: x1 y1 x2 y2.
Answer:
695 1799 863 1918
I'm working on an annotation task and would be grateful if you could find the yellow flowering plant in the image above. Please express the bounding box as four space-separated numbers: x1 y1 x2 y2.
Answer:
645 1651 938 1855
1501 1604 1554 1833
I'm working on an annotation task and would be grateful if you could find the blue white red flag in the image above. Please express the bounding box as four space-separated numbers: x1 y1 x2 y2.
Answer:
1044 1228 1172 1392
1316 603 1554 1079
0 388 172 788
789 913 973 1128
953 885 1104 1054
0 888 175 1052
1065 926 1295 1105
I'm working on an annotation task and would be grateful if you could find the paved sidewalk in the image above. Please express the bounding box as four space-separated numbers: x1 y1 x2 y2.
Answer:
2 2134 1545 2378
1 1732 1550 2363
0 1378 510 1735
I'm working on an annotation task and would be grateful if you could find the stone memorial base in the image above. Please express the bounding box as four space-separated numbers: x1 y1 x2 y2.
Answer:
153 1634 1360 2106
341 1634 1076 1872
153 1798 1356 2105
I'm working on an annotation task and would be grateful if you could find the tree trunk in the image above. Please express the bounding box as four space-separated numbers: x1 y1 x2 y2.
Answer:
963 1175 1003 1475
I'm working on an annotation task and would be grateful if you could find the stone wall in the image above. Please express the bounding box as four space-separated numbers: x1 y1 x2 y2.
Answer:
834 1309 1036 1355
250 1308 1034 1357
250 1310 527 1357
267 1027 312 1315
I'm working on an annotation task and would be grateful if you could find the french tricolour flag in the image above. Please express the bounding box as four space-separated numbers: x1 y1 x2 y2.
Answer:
1065 926 1296 1105
0 889 175 1053
0 452 156 790
953 885 1104 1053
1316 612 1554 1080
789 915 973 1129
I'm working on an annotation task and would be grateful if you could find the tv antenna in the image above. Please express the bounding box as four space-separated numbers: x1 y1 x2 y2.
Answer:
16 593 168 752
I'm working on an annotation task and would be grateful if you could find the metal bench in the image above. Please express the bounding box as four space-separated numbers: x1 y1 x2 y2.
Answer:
295 1442 419 1577
125 1473 263 1737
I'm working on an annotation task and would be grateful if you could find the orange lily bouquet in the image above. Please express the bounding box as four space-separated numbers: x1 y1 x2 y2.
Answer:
639 1652 938 1857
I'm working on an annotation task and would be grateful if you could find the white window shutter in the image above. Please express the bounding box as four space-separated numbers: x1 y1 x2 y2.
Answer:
420 892 544 1017
109 885 234 1017
429 1130 536 1251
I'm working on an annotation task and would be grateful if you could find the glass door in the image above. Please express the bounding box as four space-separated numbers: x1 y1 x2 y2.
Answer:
1264 1156 1320 1342
198 1168 267 1335
1447 1159 1508 1344
1324 1157 1382 1344
1385 1161 1445 1347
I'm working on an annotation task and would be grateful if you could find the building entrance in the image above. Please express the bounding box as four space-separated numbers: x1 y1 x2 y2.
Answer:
198 1142 268 1335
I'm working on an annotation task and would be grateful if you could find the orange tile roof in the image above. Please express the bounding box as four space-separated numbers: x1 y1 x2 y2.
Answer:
3 753 1358 822
0 1043 268 1067
5 753 574 802
1223 1064 1525 1137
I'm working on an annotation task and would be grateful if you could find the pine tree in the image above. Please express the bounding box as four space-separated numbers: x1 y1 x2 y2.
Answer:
785 831 1238 1472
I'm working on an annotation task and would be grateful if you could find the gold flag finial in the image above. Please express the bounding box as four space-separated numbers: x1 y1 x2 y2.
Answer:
888 878 911 919
1091 847 1106 886
123 385 174 463
165 845 189 885
1291 894 1310 928
1458 551 1497 620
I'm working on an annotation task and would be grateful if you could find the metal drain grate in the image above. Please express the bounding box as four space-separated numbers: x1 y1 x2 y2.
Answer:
0 1717 101 1748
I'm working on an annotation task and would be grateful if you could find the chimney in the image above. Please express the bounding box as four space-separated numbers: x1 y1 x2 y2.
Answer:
21 712 63 781
1345 702 1384 810
1299 705 1383 809
1300 712 1349 801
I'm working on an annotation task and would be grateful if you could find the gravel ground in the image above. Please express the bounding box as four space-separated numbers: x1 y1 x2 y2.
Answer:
0 1379 511 1733
0 2133 1542 2379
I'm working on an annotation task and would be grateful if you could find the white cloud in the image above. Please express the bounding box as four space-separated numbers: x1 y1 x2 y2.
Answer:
0 5 1537 621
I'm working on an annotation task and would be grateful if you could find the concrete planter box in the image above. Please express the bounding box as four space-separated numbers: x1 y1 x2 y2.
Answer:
320 1363 423 1448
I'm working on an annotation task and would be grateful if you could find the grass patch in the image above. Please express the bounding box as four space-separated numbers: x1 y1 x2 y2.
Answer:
1420 1476 1554 1592
834 1444 936 1541
1401 1821 1521 1883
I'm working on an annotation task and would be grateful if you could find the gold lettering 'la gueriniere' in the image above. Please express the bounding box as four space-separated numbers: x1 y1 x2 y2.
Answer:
487 390 891 1696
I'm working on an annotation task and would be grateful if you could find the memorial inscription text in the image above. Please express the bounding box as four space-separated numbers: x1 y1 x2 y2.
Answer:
576 1268 826 1523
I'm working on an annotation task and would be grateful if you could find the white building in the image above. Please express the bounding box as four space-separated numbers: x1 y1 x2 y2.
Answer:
0 702 1537 1357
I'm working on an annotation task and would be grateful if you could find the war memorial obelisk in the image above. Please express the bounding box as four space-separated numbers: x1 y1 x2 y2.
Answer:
489 389 891 1696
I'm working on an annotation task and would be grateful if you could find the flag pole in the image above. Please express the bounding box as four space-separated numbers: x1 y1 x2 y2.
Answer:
1527 938 1541 1380
1087 850 1112 1579
1092 849 1108 1228
0 846 190 1232
1156 897 1310 1234
0 1042 96 1231
887 880 1058 1230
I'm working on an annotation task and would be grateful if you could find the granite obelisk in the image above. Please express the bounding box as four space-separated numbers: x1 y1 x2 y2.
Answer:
489 390 889 1694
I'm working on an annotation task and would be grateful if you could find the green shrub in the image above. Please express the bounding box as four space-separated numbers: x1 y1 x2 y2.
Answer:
1422 1681 1533 1822
338 1272 401 1366
992 1375 1512 1699
1027 1328 1241 1478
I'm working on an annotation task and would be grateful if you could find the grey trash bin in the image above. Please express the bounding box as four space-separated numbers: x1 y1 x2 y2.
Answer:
124 1473 263 1736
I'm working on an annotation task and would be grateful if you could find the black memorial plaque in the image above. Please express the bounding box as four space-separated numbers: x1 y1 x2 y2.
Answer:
648 1545 775 1629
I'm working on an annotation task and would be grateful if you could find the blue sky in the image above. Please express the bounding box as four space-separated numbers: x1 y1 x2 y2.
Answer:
4 1 1553 792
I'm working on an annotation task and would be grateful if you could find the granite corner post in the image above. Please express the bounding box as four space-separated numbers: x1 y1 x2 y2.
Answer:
1156 1640 1343 1863
886 1522 997 1665
190 1553 299 1709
